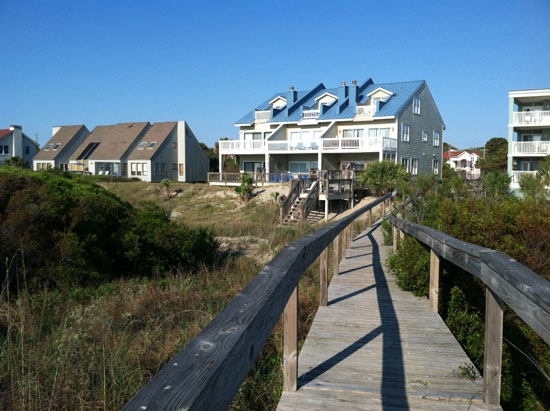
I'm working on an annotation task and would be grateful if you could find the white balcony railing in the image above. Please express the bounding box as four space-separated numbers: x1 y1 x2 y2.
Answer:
512 141 550 155
219 140 265 152
513 111 550 126
356 105 376 116
254 110 271 123
219 137 398 153
302 109 320 119
267 141 320 151
512 170 538 183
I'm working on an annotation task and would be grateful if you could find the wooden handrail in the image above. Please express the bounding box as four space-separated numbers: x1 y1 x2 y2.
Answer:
299 180 319 221
280 179 303 223
386 214 550 406
123 193 392 410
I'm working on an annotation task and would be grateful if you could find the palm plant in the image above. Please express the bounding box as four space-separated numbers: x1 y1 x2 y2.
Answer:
357 161 409 196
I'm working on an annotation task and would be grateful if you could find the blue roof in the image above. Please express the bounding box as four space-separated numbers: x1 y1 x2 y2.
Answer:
235 79 428 125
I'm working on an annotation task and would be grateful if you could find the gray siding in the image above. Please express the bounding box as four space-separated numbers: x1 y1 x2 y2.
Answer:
184 124 209 182
149 127 179 182
397 84 444 176
55 127 90 169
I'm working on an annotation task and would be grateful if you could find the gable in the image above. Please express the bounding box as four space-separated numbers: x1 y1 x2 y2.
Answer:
315 92 338 106
367 87 394 100
269 96 287 109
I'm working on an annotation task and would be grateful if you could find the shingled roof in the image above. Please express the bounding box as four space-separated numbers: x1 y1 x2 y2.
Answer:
127 122 177 160
34 125 87 161
70 122 150 161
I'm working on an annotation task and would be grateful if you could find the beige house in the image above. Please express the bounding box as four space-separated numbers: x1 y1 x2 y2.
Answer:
127 121 208 182
33 125 90 171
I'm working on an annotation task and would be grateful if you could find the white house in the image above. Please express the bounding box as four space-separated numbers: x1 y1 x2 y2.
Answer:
0 125 39 166
127 121 209 182
33 125 90 171
216 78 445 182
443 150 481 179
507 88 550 189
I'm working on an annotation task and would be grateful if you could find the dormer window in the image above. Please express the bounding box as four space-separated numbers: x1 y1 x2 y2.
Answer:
45 143 54 151
315 92 338 107
137 142 147 150
269 96 287 110
53 143 61 150
366 87 394 106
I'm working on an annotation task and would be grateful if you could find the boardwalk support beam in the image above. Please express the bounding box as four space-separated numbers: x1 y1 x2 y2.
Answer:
483 285 503 406
429 250 439 313
284 287 298 392
333 235 339 277
320 248 328 306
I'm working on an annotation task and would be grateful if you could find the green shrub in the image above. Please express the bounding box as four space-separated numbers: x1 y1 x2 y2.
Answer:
386 236 430 296
357 161 409 196
234 173 254 202
380 218 393 246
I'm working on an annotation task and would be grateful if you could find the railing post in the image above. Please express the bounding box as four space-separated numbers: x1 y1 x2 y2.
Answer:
483 285 503 406
348 223 353 248
368 208 372 228
283 287 298 392
429 250 440 313
393 225 398 252
320 247 328 306
342 227 348 257
382 199 386 218
333 234 339 277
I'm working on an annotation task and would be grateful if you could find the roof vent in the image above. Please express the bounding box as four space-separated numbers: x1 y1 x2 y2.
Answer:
352 80 357 85
289 86 294 91
341 82 346 86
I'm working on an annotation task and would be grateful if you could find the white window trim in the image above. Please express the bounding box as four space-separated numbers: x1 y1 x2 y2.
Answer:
422 130 428 142
411 159 418 176
413 97 421 115
433 130 440 147
401 124 410 142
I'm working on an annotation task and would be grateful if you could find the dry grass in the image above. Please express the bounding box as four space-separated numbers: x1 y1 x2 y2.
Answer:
1 180 384 410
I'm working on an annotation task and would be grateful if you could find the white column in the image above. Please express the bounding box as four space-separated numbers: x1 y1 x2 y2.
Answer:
265 153 270 182
318 151 323 170
219 154 223 174
324 199 329 220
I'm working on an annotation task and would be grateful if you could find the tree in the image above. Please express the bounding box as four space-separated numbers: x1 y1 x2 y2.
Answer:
234 173 254 202
357 161 409 196
2 156 30 169
476 137 508 174
519 174 548 201
538 155 550 187
443 142 457 152
482 171 510 197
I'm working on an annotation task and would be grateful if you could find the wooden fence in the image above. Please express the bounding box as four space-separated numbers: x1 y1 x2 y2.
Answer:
122 193 393 410
386 214 550 407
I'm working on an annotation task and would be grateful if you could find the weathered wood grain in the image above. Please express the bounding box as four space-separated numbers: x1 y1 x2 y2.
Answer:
484 287 503 406
320 248 328 307
284 287 298 391
429 250 439 313
393 225 397 252
332 235 339 277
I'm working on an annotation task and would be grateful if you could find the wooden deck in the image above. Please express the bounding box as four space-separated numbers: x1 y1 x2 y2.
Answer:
278 223 492 410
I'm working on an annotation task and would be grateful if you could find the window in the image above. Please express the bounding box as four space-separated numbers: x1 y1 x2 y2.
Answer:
244 132 262 140
53 143 61 150
147 141 157 149
368 128 391 138
172 163 177 171
154 163 166 176
413 97 421 115
401 124 410 142
433 130 440 147
1 145 8 154
243 161 264 173
433 160 440 175
411 159 418 176
136 162 142 176
342 129 364 138
137 142 147 150
422 130 428 142
131 163 136 176
401 157 410 173
142 163 148 177
25 146 30 154
45 143 53 151
171 141 177 149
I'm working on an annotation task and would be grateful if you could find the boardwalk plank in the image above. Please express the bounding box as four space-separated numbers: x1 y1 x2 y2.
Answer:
278 223 497 410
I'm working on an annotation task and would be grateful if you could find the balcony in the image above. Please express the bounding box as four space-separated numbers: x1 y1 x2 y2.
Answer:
219 140 265 153
254 110 271 123
512 141 550 156
356 105 375 116
322 137 397 151
302 109 320 120
512 111 550 127
267 141 319 152
512 170 538 183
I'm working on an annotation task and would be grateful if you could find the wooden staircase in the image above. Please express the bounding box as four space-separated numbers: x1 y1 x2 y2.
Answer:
282 194 324 225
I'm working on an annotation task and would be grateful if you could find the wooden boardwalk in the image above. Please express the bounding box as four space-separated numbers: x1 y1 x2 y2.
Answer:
278 223 490 410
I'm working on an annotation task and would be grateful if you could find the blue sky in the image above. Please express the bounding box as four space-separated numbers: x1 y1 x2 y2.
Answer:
1 0 549 149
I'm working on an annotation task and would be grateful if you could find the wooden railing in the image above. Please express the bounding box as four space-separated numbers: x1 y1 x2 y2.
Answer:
280 179 304 223
386 214 550 407
299 180 319 221
123 193 393 410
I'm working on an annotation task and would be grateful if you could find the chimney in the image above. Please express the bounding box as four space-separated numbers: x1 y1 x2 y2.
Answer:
9 125 22 157
337 81 348 104
9 125 22 130
349 80 358 106
287 86 297 104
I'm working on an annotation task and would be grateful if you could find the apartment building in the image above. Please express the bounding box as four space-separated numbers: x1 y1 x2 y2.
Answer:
218 78 444 179
507 88 550 189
